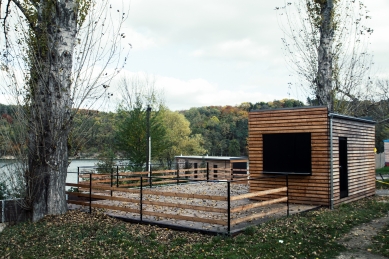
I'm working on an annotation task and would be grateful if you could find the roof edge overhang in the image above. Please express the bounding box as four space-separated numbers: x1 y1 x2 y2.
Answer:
175 156 248 161
249 105 375 125
328 113 376 125
250 105 326 113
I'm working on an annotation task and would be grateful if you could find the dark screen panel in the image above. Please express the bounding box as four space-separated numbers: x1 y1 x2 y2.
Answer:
232 162 247 174
263 133 311 175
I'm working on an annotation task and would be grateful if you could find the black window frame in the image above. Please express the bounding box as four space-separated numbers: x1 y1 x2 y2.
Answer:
262 132 312 175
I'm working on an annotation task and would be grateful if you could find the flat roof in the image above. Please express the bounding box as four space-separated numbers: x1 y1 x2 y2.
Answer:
250 105 375 125
175 156 248 161
250 105 326 112
329 113 376 124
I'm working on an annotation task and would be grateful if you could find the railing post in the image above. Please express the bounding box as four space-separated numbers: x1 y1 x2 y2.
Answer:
116 166 119 188
176 165 179 185
110 168 113 197
89 173 92 214
227 181 231 235
1 200 5 223
206 162 209 181
140 176 143 222
286 174 289 217
77 167 79 184
149 167 152 188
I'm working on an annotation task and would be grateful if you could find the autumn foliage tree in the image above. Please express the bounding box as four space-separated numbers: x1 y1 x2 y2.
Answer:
159 110 206 169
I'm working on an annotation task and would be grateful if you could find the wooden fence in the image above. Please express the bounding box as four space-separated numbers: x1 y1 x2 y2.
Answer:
66 173 289 234
74 165 249 190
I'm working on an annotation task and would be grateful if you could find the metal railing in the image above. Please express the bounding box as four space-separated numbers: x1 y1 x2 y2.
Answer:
66 173 289 235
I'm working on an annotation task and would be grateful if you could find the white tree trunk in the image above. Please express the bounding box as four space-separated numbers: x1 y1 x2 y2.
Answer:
316 0 334 111
26 0 77 221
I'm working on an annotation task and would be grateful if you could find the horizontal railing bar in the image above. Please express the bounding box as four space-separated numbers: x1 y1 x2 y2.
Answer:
230 197 287 213
230 187 287 201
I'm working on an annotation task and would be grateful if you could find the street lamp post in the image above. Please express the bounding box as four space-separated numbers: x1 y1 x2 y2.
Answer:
146 105 151 175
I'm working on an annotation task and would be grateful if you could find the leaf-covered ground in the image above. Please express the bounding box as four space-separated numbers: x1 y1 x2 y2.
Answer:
1 196 389 259
371 222 389 257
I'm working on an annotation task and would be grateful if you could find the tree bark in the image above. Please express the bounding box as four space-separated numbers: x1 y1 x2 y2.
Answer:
315 0 334 111
26 0 77 221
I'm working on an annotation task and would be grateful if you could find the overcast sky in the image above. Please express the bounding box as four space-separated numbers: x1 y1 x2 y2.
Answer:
113 0 389 111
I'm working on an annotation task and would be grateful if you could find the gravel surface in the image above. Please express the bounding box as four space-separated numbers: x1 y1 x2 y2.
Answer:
69 182 317 233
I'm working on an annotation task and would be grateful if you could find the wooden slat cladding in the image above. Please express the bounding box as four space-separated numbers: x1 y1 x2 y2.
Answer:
249 107 330 206
331 118 375 206
249 106 375 207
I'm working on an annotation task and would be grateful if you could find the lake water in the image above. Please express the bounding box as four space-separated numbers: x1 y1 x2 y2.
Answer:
0 159 119 186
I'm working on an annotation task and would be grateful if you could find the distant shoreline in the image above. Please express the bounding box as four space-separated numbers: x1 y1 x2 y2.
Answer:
0 157 103 161
0 157 125 161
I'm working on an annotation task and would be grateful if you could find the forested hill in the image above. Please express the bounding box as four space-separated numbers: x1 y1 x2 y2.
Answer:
0 99 304 159
180 99 304 156
2 98 389 162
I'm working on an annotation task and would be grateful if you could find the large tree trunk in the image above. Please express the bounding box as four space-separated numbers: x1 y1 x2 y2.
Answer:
26 1 77 221
315 0 334 111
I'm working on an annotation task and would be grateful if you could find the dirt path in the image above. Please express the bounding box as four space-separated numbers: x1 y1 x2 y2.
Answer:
336 200 389 259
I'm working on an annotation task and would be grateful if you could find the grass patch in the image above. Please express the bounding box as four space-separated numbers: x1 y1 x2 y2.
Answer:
376 166 389 175
1 197 389 258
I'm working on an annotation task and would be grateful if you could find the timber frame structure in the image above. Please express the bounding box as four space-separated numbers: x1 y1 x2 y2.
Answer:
248 106 376 208
175 156 248 180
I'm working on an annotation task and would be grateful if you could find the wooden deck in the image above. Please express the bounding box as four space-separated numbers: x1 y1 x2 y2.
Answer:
66 175 303 234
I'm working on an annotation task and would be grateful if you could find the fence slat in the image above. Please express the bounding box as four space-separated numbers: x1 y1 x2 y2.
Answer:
143 200 227 213
230 187 287 201
230 197 287 213
230 207 286 226
67 200 139 214
142 189 228 201
142 210 227 226
66 192 139 204
66 183 141 193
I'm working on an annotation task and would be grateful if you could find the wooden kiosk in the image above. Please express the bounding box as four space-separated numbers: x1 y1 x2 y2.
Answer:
175 155 248 180
248 106 375 208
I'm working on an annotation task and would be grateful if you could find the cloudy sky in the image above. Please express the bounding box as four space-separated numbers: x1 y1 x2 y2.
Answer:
115 0 389 111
